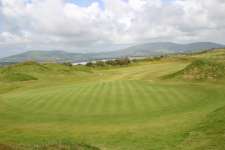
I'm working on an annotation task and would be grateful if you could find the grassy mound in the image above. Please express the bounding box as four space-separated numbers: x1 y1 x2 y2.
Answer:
0 61 91 75
1 61 49 74
1 73 38 82
164 59 225 80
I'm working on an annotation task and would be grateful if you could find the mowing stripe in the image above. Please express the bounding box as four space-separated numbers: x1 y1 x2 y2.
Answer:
53 88 75 112
17 92 44 109
145 85 164 109
71 85 89 113
26 92 55 113
110 81 117 114
157 86 175 107
129 81 148 112
97 82 109 114
117 80 127 113
124 81 138 112
25 88 65 112
102 82 113 114
60 86 82 112
103 81 112 113
38 88 69 112
132 81 152 111
83 82 101 114
93 82 105 114
87 82 105 115
76 83 96 114
167 87 188 105
110 81 120 114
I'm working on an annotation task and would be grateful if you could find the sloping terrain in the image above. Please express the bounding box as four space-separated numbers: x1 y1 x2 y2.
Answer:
164 59 225 80
0 61 95 83
0 49 224 150
178 104 225 150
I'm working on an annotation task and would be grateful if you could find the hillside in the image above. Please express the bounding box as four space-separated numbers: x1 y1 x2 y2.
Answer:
164 59 225 81
163 49 225 81
0 42 224 64
0 61 95 83
0 51 87 63
106 42 225 57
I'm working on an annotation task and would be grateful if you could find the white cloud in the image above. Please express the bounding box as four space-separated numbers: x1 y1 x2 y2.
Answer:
0 0 225 56
0 31 30 44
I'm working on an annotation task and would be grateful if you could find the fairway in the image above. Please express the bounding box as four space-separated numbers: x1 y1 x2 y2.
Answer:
2 81 207 115
0 52 225 149
1 0 225 149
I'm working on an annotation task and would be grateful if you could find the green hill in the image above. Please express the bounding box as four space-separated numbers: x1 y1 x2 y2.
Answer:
0 61 95 83
0 61 44 82
164 59 225 81
0 61 49 73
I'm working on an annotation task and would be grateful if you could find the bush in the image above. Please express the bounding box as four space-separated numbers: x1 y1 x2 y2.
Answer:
143 55 166 62
86 62 95 67
86 58 131 67
96 61 106 67
62 62 72 67
105 58 131 66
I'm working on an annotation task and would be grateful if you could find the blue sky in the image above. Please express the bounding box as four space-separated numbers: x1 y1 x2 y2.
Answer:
69 0 104 8
71 0 173 7
68 0 175 9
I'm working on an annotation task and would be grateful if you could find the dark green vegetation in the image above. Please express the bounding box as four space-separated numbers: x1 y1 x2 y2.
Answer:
86 58 131 67
0 49 224 150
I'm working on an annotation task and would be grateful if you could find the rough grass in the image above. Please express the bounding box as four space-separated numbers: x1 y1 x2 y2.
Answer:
0 143 100 150
1 61 49 73
163 59 225 81
177 105 225 150
1 73 38 82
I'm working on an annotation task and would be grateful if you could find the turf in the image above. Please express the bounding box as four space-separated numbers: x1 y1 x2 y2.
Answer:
0 49 224 150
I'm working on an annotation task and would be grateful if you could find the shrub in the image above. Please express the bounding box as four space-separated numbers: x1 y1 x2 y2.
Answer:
95 61 106 67
86 62 95 67
62 62 72 67
105 58 131 66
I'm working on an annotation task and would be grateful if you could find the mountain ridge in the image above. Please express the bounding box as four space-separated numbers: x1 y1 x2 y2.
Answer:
0 42 224 63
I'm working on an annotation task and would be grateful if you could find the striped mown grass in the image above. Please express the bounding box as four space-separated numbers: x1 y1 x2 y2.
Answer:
0 80 224 150
1 80 211 118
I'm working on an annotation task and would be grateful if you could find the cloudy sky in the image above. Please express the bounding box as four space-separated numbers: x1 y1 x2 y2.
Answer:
0 0 225 58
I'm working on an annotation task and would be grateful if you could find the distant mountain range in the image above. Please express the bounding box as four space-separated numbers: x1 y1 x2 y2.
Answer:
0 42 224 63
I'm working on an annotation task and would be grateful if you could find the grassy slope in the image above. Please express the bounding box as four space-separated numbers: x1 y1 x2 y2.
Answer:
163 59 225 81
0 49 224 150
